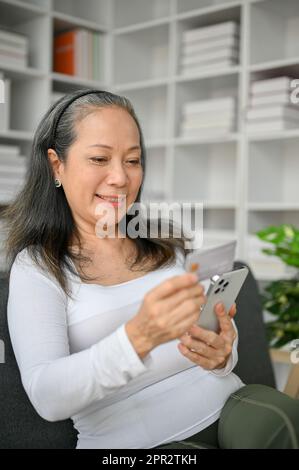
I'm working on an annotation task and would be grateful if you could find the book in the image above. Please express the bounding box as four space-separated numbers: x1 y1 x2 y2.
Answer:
250 91 292 107
0 29 28 50
54 29 77 76
184 239 237 281
182 35 239 56
180 125 234 138
247 105 299 121
251 76 293 95
181 46 239 67
183 97 236 114
181 58 237 75
182 109 235 124
0 54 27 68
246 119 298 132
182 21 239 44
54 28 103 80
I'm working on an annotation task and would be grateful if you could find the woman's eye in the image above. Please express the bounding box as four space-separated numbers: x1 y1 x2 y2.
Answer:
90 157 141 165
91 157 106 163
127 160 141 165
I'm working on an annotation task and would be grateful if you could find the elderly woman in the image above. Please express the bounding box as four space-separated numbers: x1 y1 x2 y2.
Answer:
4 90 299 449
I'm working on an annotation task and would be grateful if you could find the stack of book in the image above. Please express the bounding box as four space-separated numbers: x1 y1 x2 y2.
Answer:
0 71 11 131
53 28 105 80
0 29 29 68
0 144 27 204
180 96 236 138
180 21 239 76
247 76 299 133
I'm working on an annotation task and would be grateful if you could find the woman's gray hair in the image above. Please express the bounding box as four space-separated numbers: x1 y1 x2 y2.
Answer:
2 89 191 299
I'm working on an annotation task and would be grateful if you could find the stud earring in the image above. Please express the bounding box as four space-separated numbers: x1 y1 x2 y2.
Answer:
54 178 62 188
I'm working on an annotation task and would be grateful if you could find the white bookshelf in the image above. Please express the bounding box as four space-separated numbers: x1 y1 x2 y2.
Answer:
0 0 299 282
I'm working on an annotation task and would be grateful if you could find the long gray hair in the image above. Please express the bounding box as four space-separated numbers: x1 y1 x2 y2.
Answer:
2 89 191 299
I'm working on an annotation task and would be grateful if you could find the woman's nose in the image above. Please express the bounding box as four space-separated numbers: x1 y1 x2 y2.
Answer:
105 162 128 186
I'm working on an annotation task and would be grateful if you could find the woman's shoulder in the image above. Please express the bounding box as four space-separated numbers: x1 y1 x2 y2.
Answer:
10 247 64 295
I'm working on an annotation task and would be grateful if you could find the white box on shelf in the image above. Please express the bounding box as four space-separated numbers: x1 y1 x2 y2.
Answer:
251 77 294 95
182 35 239 56
183 97 236 114
247 105 299 121
181 46 239 67
247 119 298 132
251 91 293 107
181 58 238 75
182 21 239 44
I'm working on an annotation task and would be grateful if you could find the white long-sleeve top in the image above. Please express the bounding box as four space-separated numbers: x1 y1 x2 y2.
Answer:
7 247 244 449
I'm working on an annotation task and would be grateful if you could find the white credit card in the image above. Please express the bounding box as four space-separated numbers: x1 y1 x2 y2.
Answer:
184 240 237 281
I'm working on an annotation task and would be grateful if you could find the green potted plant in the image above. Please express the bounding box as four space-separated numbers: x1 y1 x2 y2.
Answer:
256 224 299 349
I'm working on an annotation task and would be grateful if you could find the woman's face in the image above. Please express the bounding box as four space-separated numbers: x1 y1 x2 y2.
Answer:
49 106 143 235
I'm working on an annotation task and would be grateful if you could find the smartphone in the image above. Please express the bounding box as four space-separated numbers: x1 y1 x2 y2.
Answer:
197 266 249 332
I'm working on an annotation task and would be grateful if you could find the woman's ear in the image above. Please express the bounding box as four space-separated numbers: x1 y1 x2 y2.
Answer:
47 148 62 180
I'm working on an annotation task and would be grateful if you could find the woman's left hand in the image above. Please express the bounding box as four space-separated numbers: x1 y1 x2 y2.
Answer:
177 302 237 370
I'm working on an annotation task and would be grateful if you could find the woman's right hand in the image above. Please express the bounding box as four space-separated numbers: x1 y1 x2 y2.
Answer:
125 273 206 358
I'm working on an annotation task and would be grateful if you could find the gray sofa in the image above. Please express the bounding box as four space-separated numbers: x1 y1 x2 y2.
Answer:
0 261 276 449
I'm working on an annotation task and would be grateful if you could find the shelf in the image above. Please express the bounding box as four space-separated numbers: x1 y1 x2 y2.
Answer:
248 139 299 207
176 1 242 20
248 210 299 233
0 0 46 25
175 73 239 138
145 139 170 149
0 62 45 79
52 0 109 29
251 267 296 282
250 57 299 73
0 129 33 141
120 85 168 142
250 0 299 65
113 23 170 85
248 129 299 142
142 146 167 202
113 0 172 29
175 65 241 83
174 133 239 146
248 203 299 211
113 17 171 35
113 77 170 92
51 72 106 89
52 12 108 34
173 141 238 204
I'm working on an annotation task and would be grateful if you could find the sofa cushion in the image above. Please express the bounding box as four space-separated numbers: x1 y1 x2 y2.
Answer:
0 273 77 449
0 260 275 449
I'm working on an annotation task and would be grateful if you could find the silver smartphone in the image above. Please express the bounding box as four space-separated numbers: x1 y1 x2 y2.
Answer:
197 266 249 332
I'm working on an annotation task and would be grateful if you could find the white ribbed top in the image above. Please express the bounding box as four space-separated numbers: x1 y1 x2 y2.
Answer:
7 247 243 449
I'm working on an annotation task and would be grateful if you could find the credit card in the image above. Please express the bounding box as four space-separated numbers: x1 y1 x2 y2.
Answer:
184 240 237 281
